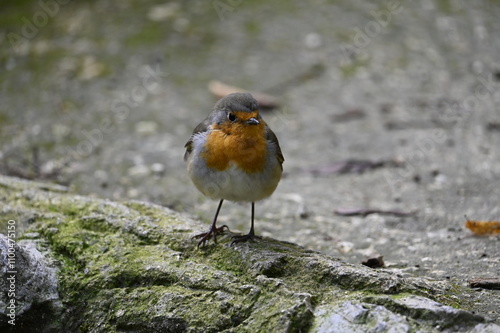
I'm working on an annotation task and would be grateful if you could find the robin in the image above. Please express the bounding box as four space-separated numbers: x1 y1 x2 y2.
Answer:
184 92 284 247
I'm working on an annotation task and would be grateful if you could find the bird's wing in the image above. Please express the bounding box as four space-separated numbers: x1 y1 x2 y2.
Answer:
184 117 211 161
265 126 284 167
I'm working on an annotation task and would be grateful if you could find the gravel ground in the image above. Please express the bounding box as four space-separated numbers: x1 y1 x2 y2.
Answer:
1 0 499 323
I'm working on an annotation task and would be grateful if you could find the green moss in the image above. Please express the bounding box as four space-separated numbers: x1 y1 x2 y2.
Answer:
436 0 453 13
206 246 244 273
339 58 370 77
336 30 355 43
0 112 10 126
0 212 18 234
434 284 474 310
244 20 261 35
125 21 168 47
0 0 37 29
0 175 493 332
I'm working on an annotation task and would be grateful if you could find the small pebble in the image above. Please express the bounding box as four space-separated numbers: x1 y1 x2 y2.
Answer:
337 241 354 253
304 33 322 49
127 188 139 198
150 163 165 175
135 121 158 135
128 165 150 178
148 3 180 21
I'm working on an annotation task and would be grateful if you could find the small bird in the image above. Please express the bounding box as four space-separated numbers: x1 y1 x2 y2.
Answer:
184 93 284 247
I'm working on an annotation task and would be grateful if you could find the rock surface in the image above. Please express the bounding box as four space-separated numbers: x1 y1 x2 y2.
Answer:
1 175 499 332
0 234 61 332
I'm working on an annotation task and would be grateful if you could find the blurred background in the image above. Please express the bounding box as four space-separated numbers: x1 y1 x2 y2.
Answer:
1 0 499 301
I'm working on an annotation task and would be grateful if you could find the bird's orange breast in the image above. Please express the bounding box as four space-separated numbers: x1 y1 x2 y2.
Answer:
202 116 268 173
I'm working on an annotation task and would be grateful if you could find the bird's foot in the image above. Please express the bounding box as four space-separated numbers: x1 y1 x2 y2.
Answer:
193 225 230 247
231 232 261 246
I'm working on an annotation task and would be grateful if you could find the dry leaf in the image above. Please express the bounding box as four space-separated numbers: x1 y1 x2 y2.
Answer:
464 215 500 236
207 80 280 109
468 278 500 290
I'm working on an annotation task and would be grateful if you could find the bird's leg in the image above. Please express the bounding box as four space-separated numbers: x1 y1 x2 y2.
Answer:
232 202 261 245
193 199 229 247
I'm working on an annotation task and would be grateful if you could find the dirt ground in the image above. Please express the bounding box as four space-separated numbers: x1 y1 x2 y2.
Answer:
1 0 499 323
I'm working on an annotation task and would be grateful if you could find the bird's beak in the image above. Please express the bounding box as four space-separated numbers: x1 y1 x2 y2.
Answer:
246 117 260 125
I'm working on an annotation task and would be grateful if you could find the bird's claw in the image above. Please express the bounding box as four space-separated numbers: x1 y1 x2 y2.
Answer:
230 233 261 246
193 225 230 247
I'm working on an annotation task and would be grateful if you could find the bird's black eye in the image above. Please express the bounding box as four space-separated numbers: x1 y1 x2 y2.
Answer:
227 112 237 122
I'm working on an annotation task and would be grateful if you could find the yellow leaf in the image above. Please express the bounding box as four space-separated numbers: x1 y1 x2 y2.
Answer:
465 215 500 236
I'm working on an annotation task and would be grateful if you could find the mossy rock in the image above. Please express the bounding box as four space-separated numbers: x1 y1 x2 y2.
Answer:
0 175 498 332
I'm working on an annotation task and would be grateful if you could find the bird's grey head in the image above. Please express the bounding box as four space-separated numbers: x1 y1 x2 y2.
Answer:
213 93 259 113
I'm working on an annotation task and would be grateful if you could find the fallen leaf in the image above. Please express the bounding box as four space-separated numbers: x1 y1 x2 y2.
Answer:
332 108 366 122
207 80 280 109
468 278 500 290
335 208 416 217
464 215 500 236
310 159 402 176
486 122 500 131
